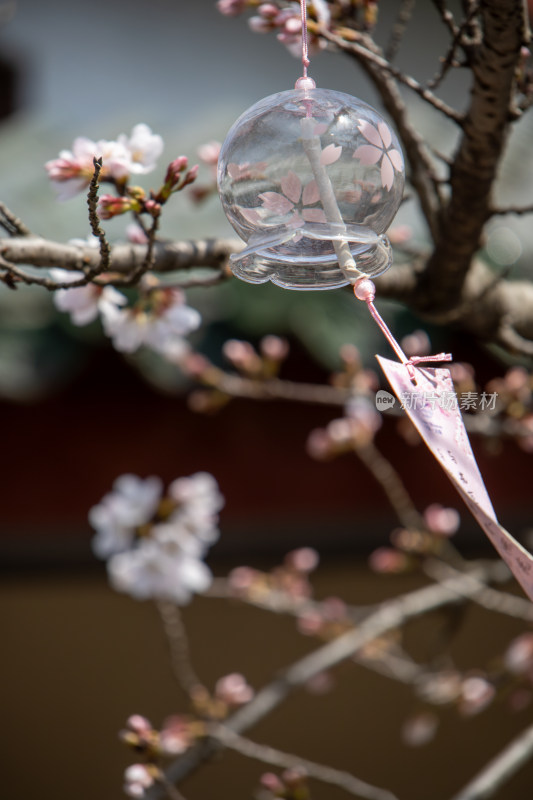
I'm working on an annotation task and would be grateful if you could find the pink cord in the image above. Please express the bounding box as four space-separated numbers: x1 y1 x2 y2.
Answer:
300 0 310 78
353 279 451 384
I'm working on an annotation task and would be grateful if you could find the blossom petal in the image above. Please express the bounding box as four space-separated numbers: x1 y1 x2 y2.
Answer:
259 192 294 215
280 171 302 204
388 148 404 172
301 208 328 223
302 180 320 205
357 121 382 147
378 122 392 149
227 163 243 180
320 144 342 166
239 207 262 225
353 145 383 166
381 155 394 191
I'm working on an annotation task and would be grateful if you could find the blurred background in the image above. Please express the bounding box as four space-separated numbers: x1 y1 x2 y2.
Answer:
1 1 533 799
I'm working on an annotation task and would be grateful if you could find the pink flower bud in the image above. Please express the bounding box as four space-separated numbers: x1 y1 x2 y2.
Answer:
126 715 153 735
401 329 431 358
284 547 319 573
228 566 259 593
504 633 533 675
215 673 254 706
217 0 248 16
260 772 284 793
423 503 460 536
306 428 332 460
401 712 438 747
369 547 408 574
260 334 289 362
98 194 135 220
197 141 221 165
459 676 495 716
159 715 192 755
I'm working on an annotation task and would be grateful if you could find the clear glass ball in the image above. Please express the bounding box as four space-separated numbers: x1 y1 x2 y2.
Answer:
218 85 405 290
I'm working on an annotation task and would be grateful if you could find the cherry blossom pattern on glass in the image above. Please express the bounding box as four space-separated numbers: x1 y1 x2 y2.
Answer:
353 121 404 192
218 86 404 289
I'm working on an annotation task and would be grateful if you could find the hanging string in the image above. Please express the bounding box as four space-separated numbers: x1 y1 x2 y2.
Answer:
300 0 310 78
353 278 452 384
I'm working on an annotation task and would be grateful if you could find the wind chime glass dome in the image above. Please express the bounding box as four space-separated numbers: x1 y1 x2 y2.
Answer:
218 85 405 290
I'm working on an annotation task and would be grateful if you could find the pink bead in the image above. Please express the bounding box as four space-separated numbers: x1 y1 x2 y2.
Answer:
353 278 376 302
294 76 316 91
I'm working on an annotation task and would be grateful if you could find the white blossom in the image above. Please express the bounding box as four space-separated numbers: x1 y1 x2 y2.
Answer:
168 472 225 546
45 137 132 200
50 266 127 327
117 123 164 175
100 290 201 356
107 535 212 604
89 474 163 558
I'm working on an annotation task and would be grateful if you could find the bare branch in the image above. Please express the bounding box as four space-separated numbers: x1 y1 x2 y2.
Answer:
321 27 463 124
0 201 32 237
418 0 528 312
86 157 111 276
353 441 425 531
210 724 399 800
154 570 513 796
491 202 533 216
0 235 240 276
450 720 533 800
385 0 417 63
156 601 205 698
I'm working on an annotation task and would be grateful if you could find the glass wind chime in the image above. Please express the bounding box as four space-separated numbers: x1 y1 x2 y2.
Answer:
215 0 533 602
217 0 450 381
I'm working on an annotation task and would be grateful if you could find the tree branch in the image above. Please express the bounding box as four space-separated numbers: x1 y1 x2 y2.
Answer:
210 724 399 800
417 0 528 312
449 720 533 800
153 570 512 796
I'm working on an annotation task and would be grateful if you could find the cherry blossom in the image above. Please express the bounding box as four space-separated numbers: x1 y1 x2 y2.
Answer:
117 123 164 175
167 471 225 546
45 125 163 200
107 532 213 604
353 121 404 191
45 137 132 200
50 267 125 327
99 288 201 356
90 474 163 558
90 472 223 603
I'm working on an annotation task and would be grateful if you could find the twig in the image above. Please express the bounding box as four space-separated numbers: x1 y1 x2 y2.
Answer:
210 724 399 800
156 601 204 697
153 571 507 795
431 0 460 37
0 201 31 237
206 577 372 618
86 157 111 276
117 212 161 287
424 559 533 621
156 775 189 800
353 440 425 531
491 203 533 216
322 27 464 124
198 367 351 407
385 0 417 63
449 720 533 800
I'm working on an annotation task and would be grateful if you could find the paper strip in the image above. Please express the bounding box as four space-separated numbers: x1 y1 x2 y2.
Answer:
377 356 533 602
